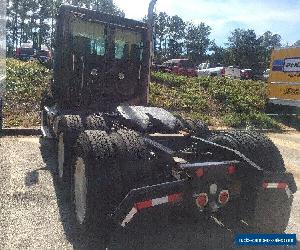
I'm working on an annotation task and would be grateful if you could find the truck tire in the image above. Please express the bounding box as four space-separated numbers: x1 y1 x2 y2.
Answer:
209 130 291 233
110 129 152 193
244 187 293 233
56 115 84 193
183 118 211 138
72 130 121 232
84 115 107 131
208 130 285 172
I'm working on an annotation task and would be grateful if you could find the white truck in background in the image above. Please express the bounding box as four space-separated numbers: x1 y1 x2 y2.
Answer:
197 62 241 79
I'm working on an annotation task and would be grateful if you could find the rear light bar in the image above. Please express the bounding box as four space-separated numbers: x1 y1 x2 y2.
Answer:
121 193 183 227
178 161 239 178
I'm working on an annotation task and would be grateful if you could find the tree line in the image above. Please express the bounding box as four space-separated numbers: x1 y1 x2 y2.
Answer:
6 0 124 56
152 12 287 73
6 0 300 73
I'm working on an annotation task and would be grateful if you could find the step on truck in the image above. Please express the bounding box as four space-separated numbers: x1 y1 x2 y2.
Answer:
41 4 297 238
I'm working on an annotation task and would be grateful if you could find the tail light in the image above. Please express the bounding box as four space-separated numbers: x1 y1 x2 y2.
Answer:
227 165 236 175
196 193 208 207
218 190 229 204
221 67 225 76
195 167 204 177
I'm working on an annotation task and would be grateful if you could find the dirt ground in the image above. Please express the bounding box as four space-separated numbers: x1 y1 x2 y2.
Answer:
0 132 299 250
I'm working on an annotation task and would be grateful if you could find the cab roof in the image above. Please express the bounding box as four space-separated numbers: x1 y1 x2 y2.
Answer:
58 5 148 31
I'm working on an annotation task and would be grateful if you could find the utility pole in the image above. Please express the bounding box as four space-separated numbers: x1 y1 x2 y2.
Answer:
145 0 157 104
50 0 54 50
147 0 157 65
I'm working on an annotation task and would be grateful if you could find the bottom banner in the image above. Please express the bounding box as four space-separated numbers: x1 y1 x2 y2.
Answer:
235 234 297 246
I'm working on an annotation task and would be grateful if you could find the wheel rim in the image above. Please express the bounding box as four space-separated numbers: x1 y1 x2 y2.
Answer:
57 133 64 179
74 157 87 224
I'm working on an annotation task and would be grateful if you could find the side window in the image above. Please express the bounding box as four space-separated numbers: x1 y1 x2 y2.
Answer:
114 28 142 61
115 40 128 59
70 19 106 56
90 39 105 56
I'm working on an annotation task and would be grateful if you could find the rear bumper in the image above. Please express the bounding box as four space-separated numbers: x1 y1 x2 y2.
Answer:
111 161 297 228
269 98 300 108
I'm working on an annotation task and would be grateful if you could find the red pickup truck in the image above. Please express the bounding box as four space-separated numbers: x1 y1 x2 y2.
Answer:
154 59 198 77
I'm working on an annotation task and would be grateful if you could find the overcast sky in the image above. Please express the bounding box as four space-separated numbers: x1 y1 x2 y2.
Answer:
114 0 300 46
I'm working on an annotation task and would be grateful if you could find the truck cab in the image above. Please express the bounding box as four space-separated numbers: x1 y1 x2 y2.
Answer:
52 5 150 110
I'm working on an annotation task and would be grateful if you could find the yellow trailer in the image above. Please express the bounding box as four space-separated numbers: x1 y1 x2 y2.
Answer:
268 47 300 107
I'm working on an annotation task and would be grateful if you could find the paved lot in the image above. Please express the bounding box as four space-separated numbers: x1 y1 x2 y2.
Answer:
0 132 299 250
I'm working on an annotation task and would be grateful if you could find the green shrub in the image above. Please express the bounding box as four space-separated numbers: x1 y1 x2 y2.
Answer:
3 59 51 127
223 112 280 129
151 71 278 129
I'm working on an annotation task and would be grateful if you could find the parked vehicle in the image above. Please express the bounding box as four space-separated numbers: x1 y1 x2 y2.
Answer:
197 63 240 78
240 69 253 80
36 45 52 64
16 43 52 64
15 43 36 61
155 59 198 77
268 47 300 107
41 4 296 240
263 69 270 81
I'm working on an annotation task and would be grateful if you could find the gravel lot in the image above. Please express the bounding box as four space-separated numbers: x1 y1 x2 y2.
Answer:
0 132 299 250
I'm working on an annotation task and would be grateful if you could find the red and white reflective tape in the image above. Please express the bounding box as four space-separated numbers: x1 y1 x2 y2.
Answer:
121 193 182 227
262 182 292 198
121 207 138 227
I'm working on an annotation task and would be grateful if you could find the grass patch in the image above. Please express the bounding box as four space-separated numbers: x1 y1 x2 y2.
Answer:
2 62 279 129
3 59 51 127
151 72 279 129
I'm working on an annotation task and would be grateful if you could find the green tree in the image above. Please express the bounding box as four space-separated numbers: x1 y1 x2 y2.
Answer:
6 0 125 55
167 15 186 58
209 41 230 65
258 31 281 70
227 29 261 72
185 22 211 64
154 11 169 62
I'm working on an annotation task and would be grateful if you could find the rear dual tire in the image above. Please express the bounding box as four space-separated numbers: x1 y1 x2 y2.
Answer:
56 115 108 195
72 129 153 232
56 115 83 196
